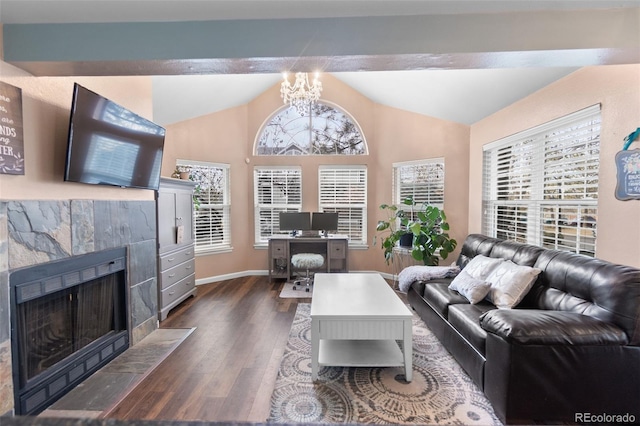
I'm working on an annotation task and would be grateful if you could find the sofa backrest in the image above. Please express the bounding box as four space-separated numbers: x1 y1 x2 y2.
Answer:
532 250 640 346
489 239 545 267
456 234 502 268
458 234 640 346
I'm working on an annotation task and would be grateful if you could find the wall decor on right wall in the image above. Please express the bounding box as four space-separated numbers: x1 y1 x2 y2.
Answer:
0 81 25 175
615 127 640 201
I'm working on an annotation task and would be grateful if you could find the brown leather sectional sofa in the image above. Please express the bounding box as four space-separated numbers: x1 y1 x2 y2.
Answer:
407 234 640 424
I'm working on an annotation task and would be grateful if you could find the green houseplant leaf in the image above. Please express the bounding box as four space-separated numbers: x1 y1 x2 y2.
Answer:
375 197 457 266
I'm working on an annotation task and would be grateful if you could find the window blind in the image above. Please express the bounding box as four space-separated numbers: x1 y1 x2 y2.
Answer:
254 166 302 244
393 158 445 218
176 160 231 253
318 165 367 245
482 105 601 255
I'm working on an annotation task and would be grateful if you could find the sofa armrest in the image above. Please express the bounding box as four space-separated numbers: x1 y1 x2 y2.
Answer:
480 309 629 345
410 280 426 297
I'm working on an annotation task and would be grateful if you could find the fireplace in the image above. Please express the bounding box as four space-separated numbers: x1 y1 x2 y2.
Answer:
9 247 130 415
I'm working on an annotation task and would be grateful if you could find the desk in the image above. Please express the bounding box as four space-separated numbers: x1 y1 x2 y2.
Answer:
268 236 349 281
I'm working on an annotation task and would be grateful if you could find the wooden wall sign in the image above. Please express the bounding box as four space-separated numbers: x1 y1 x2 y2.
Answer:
0 81 25 175
615 128 640 201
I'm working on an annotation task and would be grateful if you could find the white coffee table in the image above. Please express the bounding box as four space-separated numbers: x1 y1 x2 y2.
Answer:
310 272 413 382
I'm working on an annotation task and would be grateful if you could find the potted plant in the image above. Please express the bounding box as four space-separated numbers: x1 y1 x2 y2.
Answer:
405 199 457 266
374 202 411 265
172 165 191 180
375 197 457 266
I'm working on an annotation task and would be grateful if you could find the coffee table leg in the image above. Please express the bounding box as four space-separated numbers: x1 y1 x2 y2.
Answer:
311 317 320 381
403 318 413 382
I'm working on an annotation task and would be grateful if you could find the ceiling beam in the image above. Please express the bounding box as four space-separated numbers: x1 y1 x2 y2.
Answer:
3 8 639 76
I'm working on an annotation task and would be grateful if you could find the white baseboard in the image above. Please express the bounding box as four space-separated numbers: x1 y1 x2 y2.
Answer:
195 270 268 285
195 270 396 285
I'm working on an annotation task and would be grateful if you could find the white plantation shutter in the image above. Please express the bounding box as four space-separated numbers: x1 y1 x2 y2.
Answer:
482 139 536 243
319 165 367 245
482 105 601 256
176 160 231 253
393 159 445 219
254 166 302 244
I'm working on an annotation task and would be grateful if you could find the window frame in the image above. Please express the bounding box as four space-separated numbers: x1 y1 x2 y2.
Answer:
253 166 303 246
176 159 231 255
254 101 368 156
318 165 368 247
393 158 445 219
482 104 601 256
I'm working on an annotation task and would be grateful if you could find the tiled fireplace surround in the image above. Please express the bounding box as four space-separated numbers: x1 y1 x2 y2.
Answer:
0 199 159 415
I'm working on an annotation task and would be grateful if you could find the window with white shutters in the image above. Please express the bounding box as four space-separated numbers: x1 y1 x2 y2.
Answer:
254 167 302 245
393 158 445 220
482 105 601 256
176 160 231 253
318 165 367 246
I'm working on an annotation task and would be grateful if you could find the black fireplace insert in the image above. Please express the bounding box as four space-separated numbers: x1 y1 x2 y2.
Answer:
10 247 130 415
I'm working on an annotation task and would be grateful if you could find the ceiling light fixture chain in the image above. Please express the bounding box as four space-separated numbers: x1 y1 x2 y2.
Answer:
280 72 322 115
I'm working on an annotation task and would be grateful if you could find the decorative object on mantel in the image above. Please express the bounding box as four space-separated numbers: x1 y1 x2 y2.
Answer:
0 81 25 175
615 127 640 201
172 165 190 180
280 72 322 116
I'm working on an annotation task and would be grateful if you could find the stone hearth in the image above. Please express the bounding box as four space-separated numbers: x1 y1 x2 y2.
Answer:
0 199 159 415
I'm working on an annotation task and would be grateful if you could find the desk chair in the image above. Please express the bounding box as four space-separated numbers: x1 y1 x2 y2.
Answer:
291 253 324 291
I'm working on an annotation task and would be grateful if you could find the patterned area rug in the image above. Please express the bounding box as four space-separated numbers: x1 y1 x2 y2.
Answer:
268 304 502 425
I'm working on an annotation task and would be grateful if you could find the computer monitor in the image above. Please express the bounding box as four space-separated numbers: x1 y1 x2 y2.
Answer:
279 212 311 234
311 212 339 233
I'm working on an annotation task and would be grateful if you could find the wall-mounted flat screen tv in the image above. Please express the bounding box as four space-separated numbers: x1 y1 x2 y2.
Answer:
64 83 165 190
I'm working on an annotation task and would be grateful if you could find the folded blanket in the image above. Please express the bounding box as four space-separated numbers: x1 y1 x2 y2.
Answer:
398 264 460 292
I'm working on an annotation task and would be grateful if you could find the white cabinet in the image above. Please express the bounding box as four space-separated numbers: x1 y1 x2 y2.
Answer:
156 177 197 321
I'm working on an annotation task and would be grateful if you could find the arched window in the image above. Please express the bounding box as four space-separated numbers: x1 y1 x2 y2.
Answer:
255 101 367 155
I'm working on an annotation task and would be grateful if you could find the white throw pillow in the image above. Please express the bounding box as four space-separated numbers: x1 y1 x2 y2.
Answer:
485 261 542 309
448 270 492 304
463 255 505 280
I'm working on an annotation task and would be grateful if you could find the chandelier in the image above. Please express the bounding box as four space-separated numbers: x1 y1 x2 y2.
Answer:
280 72 322 115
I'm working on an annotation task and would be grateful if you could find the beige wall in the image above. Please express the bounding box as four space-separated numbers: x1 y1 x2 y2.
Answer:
470 64 640 268
0 61 155 201
162 105 252 277
163 74 470 280
4 58 636 277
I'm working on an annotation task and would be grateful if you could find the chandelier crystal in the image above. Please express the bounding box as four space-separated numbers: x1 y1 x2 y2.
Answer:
280 72 322 115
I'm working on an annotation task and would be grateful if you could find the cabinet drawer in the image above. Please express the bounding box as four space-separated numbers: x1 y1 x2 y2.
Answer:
160 245 195 271
161 273 196 306
329 241 347 259
160 258 195 290
271 240 287 256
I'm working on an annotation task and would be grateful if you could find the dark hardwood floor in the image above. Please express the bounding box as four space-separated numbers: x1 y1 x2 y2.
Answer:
106 276 311 423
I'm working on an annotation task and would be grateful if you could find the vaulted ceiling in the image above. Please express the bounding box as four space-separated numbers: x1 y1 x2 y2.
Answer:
2 1 638 125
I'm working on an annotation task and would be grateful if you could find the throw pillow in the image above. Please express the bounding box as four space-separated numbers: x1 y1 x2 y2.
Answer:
485 261 542 309
448 270 492 304
463 255 505 280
